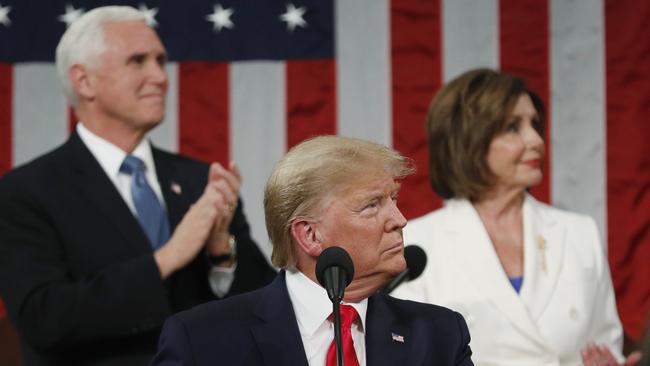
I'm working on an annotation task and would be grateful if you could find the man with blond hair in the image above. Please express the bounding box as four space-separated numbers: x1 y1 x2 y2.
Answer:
152 135 474 366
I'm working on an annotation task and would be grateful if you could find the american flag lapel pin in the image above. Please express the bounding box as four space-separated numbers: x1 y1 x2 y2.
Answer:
391 332 405 343
170 182 182 195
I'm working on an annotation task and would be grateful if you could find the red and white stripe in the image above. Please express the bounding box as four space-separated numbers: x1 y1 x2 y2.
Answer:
1 0 648 339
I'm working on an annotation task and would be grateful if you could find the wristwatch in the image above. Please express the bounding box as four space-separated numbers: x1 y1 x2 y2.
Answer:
207 234 237 265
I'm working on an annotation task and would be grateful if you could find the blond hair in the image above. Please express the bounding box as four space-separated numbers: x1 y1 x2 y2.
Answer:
264 135 414 268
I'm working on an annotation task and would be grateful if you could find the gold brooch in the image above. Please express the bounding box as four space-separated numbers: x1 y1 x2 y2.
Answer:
537 235 547 273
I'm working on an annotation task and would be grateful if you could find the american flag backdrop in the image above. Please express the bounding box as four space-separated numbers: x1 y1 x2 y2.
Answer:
0 0 648 342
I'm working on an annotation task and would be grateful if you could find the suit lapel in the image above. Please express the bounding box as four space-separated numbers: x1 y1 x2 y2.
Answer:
64 133 151 253
519 195 566 322
444 199 549 348
365 295 410 366
250 272 309 366
151 147 196 230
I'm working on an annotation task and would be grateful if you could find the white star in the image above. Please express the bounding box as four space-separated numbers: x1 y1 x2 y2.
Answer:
139 4 159 27
58 4 84 28
279 3 307 32
0 4 11 27
205 4 234 32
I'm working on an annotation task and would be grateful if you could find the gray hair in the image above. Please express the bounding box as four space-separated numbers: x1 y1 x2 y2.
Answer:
55 6 146 106
264 135 415 268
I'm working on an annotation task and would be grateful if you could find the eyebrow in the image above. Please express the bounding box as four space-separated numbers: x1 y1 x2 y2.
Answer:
126 51 168 64
359 181 401 202
126 52 147 64
508 111 539 121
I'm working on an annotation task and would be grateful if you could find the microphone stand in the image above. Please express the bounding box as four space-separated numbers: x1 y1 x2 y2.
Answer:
332 300 344 366
316 247 355 366
324 266 346 366
381 268 410 294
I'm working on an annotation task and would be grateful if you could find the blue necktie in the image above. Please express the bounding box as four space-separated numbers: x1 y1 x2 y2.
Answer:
120 155 170 249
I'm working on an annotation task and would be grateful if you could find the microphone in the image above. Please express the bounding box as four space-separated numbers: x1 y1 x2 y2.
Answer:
316 246 355 366
316 246 355 303
381 244 427 294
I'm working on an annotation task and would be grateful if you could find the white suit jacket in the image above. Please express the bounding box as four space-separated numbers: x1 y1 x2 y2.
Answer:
393 195 623 366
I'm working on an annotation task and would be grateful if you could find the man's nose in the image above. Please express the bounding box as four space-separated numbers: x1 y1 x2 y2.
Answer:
148 62 168 87
386 200 407 231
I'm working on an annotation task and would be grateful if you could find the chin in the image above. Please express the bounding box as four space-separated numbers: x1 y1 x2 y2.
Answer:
527 175 543 187
518 171 543 187
387 256 407 276
139 116 164 128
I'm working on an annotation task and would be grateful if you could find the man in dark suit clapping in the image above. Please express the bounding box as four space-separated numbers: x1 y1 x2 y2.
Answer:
0 6 275 366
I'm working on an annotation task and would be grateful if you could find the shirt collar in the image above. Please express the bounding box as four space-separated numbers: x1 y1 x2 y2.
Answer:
76 122 155 179
285 269 368 337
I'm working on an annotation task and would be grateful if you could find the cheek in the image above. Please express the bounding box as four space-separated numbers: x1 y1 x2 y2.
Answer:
486 147 507 173
101 78 131 101
110 73 141 94
342 234 379 270
321 224 358 255
488 140 525 168
360 229 387 263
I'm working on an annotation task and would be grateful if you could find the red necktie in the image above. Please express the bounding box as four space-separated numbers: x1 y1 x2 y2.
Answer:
326 304 360 366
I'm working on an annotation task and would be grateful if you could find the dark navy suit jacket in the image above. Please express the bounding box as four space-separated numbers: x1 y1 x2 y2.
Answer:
151 271 473 366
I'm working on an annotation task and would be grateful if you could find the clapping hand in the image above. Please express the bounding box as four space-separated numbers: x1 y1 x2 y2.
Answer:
154 161 242 278
581 343 642 366
204 161 242 259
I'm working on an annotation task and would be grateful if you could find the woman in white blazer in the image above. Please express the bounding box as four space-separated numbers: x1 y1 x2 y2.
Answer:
393 69 632 366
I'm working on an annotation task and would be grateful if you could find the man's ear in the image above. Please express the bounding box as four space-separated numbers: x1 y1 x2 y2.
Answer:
291 219 323 258
69 64 95 101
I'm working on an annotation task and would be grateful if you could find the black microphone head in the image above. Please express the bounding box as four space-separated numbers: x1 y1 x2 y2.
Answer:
404 245 427 281
315 246 355 288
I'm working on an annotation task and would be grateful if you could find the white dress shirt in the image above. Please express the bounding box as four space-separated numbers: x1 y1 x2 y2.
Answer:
77 122 164 213
77 122 235 296
285 269 367 366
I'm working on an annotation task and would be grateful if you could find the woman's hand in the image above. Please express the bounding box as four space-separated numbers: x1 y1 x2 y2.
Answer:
581 343 642 366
